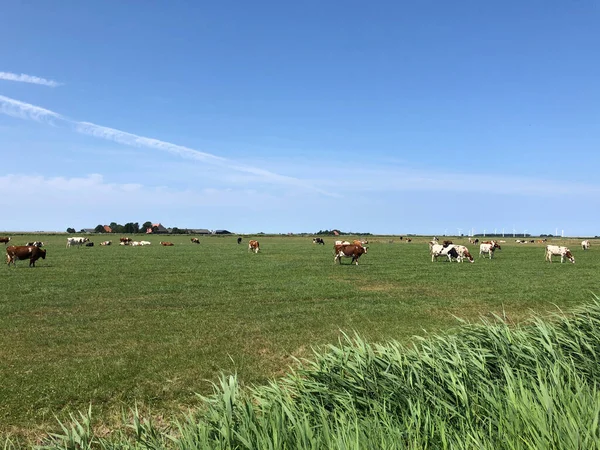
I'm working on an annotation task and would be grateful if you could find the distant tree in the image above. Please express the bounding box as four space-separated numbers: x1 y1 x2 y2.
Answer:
66 227 76 233
142 221 152 230
132 222 140 234
94 225 105 233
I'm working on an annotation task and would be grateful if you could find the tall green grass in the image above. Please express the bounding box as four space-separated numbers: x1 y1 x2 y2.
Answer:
29 297 600 449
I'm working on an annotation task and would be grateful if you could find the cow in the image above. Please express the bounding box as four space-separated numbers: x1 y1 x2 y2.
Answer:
191 238 200 244
25 241 44 247
430 243 460 262
454 245 475 263
442 240 453 247
335 240 351 245
334 244 367 265
66 237 89 248
139 241 151 246
582 240 591 250
479 241 501 259
352 239 368 247
313 238 325 245
237 237 242 244
0 237 11 245
120 237 133 244
406 238 412 243
100 240 112 246
85 242 94 247
160 242 174 246
248 240 260 253
546 245 575 264
6 245 46 267
131 241 141 246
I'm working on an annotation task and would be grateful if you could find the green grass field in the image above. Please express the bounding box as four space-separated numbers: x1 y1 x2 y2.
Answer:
1 234 598 440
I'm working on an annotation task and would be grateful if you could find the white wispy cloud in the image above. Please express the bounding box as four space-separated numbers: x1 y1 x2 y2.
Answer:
0 95 337 196
0 95 65 124
0 71 62 87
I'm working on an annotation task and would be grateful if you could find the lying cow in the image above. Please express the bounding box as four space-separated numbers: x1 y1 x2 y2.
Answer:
120 237 133 244
85 242 94 247
248 240 260 253
313 238 325 245
140 241 151 246
100 240 112 246
582 240 591 250
6 245 46 267
545 245 575 264
191 237 200 244
25 241 44 247
160 241 174 246
66 237 89 248
334 244 367 265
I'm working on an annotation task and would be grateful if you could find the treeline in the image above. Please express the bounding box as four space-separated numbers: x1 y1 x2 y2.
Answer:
315 229 373 236
66 222 192 234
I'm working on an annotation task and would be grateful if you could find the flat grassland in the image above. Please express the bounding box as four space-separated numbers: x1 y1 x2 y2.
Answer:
1 234 598 438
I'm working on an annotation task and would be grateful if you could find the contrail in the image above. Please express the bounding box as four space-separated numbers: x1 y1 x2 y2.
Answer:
0 72 62 87
0 95 337 196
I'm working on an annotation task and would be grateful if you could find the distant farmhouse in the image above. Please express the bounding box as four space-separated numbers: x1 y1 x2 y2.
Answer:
147 223 169 234
188 229 211 235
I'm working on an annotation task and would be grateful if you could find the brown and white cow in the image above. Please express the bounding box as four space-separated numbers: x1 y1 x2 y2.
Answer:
6 245 46 267
545 245 575 264
248 240 260 253
120 237 133 244
581 240 591 250
0 237 11 245
479 241 501 259
100 240 112 246
334 244 367 265
454 245 475 263
160 241 174 246
191 237 200 244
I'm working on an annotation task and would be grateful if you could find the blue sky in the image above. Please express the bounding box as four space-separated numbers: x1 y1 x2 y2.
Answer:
1 2 599 235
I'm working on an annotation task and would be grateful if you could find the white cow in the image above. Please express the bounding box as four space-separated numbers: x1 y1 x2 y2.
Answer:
581 240 591 250
131 241 141 246
430 243 459 262
479 241 500 259
334 240 351 245
140 241 152 246
546 245 575 264
66 237 89 248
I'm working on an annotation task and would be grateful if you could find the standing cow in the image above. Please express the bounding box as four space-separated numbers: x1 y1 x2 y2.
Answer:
334 244 367 265
191 237 200 244
248 240 260 253
0 237 11 245
545 245 575 264
582 240 591 250
6 245 47 267
313 238 325 245
237 237 243 244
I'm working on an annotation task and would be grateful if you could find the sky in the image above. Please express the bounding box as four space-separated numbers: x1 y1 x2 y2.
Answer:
1 2 599 236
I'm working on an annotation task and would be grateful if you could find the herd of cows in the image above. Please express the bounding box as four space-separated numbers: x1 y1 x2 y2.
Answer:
0 235 593 268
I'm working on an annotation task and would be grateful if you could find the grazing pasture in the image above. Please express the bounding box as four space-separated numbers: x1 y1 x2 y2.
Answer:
1 234 598 439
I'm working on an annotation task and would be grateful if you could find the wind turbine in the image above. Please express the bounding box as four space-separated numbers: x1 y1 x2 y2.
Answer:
502 228 505 237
